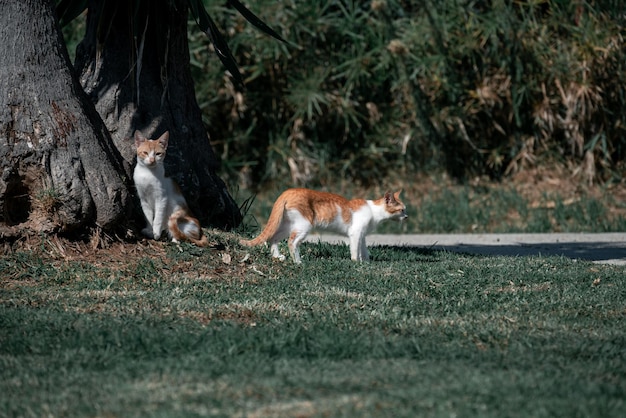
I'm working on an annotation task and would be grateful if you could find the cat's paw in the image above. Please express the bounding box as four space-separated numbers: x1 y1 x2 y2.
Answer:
141 227 154 239
273 254 286 262
153 230 162 240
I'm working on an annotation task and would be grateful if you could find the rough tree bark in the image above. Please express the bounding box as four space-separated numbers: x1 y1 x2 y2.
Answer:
74 0 242 229
0 0 130 237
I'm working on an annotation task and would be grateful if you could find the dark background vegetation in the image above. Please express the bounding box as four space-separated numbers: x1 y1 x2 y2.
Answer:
187 0 626 190
61 0 626 190
60 0 626 233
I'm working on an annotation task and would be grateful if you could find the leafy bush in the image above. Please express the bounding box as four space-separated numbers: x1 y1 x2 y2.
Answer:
190 0 625 189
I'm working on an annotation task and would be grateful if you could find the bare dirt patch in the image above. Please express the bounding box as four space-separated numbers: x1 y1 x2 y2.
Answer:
0 229 246 279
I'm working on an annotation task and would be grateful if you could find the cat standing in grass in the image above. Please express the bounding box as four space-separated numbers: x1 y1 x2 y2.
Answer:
133 131 208 247
241 189 407 263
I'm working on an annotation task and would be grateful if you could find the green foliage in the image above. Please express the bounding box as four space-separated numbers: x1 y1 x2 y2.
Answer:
57 0 284 88
1 237 625 416
57 1 626 188
189 0 626 189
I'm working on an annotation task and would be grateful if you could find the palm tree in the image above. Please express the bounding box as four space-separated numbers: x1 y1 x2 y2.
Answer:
1 0 130 236
0 0 283 237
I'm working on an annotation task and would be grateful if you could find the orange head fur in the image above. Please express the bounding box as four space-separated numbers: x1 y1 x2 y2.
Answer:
382 190 408 221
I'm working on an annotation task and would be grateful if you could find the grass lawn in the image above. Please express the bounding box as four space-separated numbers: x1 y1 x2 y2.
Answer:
1 231 624 417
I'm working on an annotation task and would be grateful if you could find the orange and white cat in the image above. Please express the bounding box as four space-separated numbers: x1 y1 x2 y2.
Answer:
133 131 208 247
241 189 407 263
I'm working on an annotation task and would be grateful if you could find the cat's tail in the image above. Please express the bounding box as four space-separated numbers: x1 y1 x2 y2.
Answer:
168 209 209 247
240 195 287 247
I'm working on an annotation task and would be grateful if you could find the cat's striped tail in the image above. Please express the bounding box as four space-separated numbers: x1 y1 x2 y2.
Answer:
240 195 287 247
168 209 209 247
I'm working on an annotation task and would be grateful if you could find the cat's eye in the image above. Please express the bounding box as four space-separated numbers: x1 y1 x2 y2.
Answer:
156 152 163 156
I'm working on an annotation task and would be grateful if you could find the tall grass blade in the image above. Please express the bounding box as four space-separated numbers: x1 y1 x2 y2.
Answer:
55 0 87 27
188 0 244 89
227 0 288 43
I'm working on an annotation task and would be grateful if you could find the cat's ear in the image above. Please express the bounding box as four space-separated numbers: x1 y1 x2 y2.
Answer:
134 130 146 148
384 191 394 205
157 131 169 149
393 190 403 201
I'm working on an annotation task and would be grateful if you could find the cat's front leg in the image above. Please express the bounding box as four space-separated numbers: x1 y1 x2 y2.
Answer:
349 233 369 262
152 222 165 240
139 201 155 239
349 234 361 261
151 205 168 240
360 237 370 261
141 227 154 239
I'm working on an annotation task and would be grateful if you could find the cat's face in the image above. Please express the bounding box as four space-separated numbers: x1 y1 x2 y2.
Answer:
384 190 408 221
134 131 169 167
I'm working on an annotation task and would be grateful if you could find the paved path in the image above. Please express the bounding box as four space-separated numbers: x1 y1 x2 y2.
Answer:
306 233 626 265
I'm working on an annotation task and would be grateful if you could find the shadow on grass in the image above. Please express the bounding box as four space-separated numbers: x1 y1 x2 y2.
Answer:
304 240 626 263
397 241 626 263
304 242 444 263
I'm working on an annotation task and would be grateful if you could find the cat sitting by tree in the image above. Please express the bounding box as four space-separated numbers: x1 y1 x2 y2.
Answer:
241 189 407 263
133 131 208 247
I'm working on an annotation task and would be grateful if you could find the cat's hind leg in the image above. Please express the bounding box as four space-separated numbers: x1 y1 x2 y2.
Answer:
285 212 312 263
269 225 290 261
288 229 310 264
270 242 286 261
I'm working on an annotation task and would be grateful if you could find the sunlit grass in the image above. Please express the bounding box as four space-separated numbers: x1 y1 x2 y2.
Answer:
1 234 624 417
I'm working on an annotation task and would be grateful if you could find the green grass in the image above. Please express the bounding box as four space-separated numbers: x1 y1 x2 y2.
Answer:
1 232 624 417
414 187 626 234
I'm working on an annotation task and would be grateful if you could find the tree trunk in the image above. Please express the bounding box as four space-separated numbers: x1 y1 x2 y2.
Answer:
74 0 242 230
0 0 130 237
